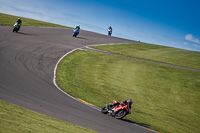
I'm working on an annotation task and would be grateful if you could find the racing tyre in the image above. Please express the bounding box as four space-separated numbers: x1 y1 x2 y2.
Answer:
114 110 127 119
101 106 108 114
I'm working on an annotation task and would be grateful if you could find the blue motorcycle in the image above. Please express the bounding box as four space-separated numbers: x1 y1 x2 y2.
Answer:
73 28 79 37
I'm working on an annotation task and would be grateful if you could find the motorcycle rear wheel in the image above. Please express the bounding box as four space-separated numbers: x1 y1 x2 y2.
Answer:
101 106 108 114
115 110 127 119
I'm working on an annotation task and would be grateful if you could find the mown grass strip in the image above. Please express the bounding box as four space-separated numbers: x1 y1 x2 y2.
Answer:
0 13 72 28
91 43 200 70
56 50 200 133
0 100 97 133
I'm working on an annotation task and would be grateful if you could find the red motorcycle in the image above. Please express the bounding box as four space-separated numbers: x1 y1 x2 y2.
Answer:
101 99 133 119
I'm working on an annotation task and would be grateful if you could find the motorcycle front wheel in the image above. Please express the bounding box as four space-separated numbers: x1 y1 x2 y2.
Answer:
101 106 108 114
115 110 127 119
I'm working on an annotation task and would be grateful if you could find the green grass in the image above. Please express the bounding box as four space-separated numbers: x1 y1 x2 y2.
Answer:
91 43 200 70
0 13 72 28
0 100 97 133
56 50 200 133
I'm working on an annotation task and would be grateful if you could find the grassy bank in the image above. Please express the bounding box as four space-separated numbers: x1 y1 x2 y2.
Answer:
56 50 200 133
91 43 200 70
0 13 72 28
0 100 97 133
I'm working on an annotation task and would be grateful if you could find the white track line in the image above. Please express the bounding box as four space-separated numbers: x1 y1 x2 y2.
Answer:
53 43 128 111
53 47 102 111
53 43 158 133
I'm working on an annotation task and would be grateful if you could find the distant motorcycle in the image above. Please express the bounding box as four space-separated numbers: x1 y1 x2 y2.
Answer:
108 28 112 36
101 100 132 119
13 22 20 32
73 28 79 37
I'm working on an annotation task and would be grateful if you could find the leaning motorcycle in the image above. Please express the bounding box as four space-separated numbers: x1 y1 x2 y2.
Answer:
101 100 132 119
13 22 20 32
73 28 79 37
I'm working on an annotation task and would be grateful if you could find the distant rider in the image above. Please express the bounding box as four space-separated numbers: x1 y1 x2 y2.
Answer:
15 18 22 30
108 26 112 36
76 25 80 30
75 25 80 33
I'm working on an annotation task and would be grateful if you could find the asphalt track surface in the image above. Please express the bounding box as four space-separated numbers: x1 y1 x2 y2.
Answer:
0 26 155 133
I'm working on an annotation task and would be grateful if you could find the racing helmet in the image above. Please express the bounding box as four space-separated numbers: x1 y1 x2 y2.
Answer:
127 99 133 105
18 18 21 20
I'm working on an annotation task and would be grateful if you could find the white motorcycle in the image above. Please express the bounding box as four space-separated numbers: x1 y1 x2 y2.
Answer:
108 28 112 36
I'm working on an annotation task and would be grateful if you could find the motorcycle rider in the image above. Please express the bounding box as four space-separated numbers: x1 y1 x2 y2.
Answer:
108 99 133 115
76 25 80 30
108 26 112 36
15 18 22 30
118 99 132 106
75 25 81 34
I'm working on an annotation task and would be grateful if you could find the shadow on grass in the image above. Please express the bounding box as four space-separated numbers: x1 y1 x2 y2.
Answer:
102 113 159 132
106 113 151 129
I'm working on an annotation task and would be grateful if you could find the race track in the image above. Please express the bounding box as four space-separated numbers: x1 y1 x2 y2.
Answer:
0 26 154 133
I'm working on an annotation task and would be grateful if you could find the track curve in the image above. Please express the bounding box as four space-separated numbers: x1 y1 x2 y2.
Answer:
0 26 154 133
